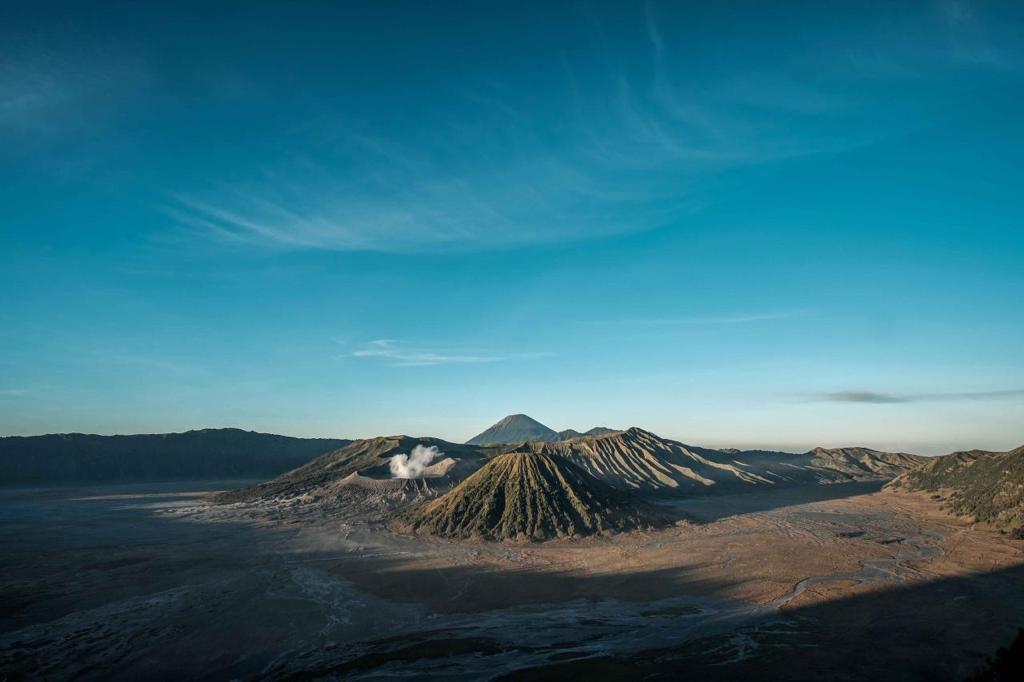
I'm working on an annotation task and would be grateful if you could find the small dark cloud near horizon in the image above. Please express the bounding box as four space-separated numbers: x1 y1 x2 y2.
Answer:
823 391 909 404
817 389 1024 404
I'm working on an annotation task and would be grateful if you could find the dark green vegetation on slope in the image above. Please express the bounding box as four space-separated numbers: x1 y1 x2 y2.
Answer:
398 452 666 541
889 445 1024 536
0 429 349 485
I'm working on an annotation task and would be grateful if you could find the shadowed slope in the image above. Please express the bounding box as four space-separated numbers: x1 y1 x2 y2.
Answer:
400 452 665 541
495 563 1024 681
0 429 349 485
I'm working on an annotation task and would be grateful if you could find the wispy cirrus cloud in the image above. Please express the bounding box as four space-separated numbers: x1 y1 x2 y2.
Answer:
163 2 1023 254
346 339 547 368
815 389 1024 404
0 39 149 141
165 120 699 254
166 11 878 254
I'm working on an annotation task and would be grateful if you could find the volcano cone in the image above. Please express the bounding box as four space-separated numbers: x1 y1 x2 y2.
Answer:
401 452 664 541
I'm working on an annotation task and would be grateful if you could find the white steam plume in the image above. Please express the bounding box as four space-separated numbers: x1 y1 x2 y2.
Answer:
389 445 441 479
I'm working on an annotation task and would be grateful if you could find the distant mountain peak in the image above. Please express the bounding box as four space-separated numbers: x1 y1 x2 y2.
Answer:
466 415 619 446
622 426 659 439
493 413 544 427
465 414 558 446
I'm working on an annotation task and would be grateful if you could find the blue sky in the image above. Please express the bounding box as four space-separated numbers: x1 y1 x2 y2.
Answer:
1 1 1022 453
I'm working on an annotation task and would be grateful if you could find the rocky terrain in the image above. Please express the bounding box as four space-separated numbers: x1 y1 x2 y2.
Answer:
888 445 1024 536
397 452 665 540
209 417 931 542
215 436 492 516
512 426 926 495
806 446 926 478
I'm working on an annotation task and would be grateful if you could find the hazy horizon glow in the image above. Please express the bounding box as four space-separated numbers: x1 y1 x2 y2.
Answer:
1 1 1022 455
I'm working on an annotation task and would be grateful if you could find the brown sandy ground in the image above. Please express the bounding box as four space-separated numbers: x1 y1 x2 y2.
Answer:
1 482 1021 680
492 489 1024 681
326 484 1005 613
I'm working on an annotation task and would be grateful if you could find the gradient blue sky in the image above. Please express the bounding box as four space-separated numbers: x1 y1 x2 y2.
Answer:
2 1 1022 453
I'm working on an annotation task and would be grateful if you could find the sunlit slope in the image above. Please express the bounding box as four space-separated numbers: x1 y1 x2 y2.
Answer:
216 425 928 506
514 428 926 494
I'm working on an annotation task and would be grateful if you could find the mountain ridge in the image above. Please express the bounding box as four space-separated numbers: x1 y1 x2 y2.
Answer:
888 444 1024 536
216 435 491 503
0 428 350 485
509 427 927 494
218 422 932 510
